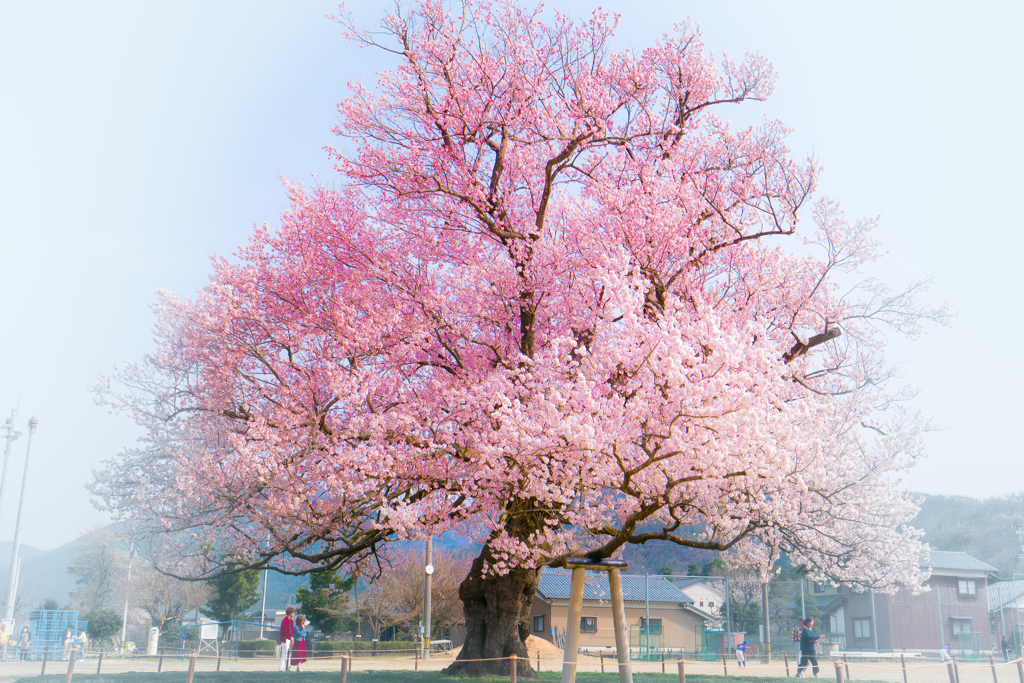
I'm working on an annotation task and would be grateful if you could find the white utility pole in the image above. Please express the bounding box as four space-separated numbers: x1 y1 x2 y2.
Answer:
0 410 21 546
259 567 269 639
3 417 36 621
422 537 434 658
121 542 136 647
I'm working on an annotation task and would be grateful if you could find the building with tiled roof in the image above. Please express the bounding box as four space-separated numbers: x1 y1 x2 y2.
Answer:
528 568 723 653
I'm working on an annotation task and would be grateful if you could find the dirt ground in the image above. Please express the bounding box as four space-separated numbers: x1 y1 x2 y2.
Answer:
0 651 1018 683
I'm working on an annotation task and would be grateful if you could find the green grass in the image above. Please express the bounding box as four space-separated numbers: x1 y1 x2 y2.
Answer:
19 673 850 683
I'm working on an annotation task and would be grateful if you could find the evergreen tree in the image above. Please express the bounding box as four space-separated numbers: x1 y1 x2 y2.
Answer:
296 569 355 635
201 566 262 629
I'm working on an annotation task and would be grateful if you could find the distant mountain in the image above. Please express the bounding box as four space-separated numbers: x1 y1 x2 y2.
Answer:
913 492 1024 577
0 539 79 609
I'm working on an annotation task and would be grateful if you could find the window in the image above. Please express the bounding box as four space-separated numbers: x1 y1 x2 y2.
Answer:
708 602 714 609
952 619 972 634
814 583 826 594
853 619 871 639
958 580 977 596
699 600 704 606
533 615 545 633
581 617 597 633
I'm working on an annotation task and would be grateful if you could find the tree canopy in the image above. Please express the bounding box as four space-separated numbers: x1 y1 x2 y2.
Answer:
91 0 945 675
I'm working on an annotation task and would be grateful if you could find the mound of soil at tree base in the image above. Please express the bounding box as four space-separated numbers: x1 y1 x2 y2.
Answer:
449 635 564 659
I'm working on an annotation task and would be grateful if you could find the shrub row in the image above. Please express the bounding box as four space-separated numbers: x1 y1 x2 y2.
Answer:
313 640 419 656
238 639 278 658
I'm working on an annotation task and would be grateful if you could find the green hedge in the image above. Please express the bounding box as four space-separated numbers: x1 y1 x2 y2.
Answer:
312 640 419 656
238 639 278 658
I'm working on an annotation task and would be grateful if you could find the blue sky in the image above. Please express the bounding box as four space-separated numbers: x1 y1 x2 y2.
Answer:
1 0 1021 549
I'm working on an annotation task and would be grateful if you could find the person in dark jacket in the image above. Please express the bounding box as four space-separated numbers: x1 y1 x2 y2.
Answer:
795 617 820 678
1002 637 1011 661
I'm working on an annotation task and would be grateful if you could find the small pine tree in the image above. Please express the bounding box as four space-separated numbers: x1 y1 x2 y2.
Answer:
296 569 355 635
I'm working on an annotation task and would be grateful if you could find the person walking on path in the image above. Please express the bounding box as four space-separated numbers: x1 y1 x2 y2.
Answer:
1002 637 1011 661
76 628 87 660
17 626 30 661
795 617 820 678
278 607 295 672
290 616 308 672
0 622 9 662
735 640 749 668
62 627 73 661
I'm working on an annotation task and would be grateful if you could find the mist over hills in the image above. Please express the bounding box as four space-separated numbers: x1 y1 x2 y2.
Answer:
1 490 1019 613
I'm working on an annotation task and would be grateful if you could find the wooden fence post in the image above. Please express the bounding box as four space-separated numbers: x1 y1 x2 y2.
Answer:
415 647 419 671
510 654 517 683
186 651 197 683
97 652 104 675
955 661 962 683
677 658 686 683
947 662 957 683
662 651 666 674
785 653 790 677
600 650 605 673
339 655 348 683
64 650 76 683
1017 659 1024 683
40 648 48 676
834 660 844 683
537 650 541 672
723 652 728 675
845 653 852 681
901 653 908 683
991 656 1000 683
216 652 222 672
157 654 164 673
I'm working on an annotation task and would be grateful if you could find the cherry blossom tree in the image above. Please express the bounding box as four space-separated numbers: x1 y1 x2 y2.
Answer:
91 0 945 676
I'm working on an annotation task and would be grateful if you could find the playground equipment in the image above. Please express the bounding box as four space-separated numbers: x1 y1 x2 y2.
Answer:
16 610 87 661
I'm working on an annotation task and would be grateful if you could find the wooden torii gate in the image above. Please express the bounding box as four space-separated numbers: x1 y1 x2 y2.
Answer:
560 558 633 683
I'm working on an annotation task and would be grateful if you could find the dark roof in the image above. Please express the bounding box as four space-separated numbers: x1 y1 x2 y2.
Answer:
537 569 693 605
989 580 1024 610
924 551 998 573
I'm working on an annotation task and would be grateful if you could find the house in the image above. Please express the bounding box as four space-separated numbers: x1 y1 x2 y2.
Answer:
838 551 998 654
674 578 725 622
988 579 1024 646
529 568 720 652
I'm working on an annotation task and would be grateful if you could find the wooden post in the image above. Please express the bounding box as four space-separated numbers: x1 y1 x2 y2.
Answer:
785 653 790 677
1017 659 1024 683
157 654 164 673
537 651 541 672
844 653 851 681
607 568 634 683
677 659 686 683
186 652 197 683
600 651 605 673
834 660 844 683
723 652 728 675
955 662 962 683
415 647 419 671
217 653 222 672
41 648 48 676
97 652 104 675
662 651 666 674
992 656 1000 683
340 655 349 683
510 654 518 683
947 663 957 683
65 651 76 683
901 653 908 683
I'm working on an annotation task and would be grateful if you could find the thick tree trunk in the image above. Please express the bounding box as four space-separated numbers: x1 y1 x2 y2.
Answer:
443 562 541 678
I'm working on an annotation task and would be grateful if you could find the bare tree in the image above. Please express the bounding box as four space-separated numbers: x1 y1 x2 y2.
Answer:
67 525 128 611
